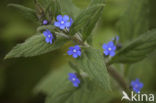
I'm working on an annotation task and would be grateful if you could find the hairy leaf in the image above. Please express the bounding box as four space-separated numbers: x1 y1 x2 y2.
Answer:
75 48 110 89
110 29 156 64
37 25 56 32
34 65 75 95
117 0 149 42
69 0 105 40
8 3 38 22
57 0 80 18
5 34 67 59
46 79 109 103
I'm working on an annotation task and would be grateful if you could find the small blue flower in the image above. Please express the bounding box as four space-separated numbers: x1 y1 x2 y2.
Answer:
68 73 80 87
43 20 48 25
67 45 81 58
43 30 54 44
54 15 72 30
102 41 116 57
112 35 119 43
131 79 143 93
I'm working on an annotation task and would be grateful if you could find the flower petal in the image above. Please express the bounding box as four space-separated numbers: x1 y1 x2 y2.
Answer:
45 38 50 43
73 82 79 87
49 39 52 44
56 15 63 21
112 46 116 51
73 54 78 58
110 51 115 57
60 25 65 29
102 44 107 49
77 51 81 56
63 15 69 21
131 81 135 87
54 21 60 27
43 31 48 37
104 50 109 55
67 50 73 55
65 22 71 27
69 47 74 50
70 18 73 24
139 83 143 88
76 78 80 84
108 41 114 46
75 45 80 50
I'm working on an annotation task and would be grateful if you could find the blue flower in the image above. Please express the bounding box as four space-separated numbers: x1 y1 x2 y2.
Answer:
67 18 73 31
68 73 80 87
67 45 81 58
54 15 72 30
43 20 48 25
131 79 143 93
102 41 116 57
43 30 54 44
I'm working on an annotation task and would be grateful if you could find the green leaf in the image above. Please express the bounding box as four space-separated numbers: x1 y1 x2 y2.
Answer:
5 34 67 59
110 29 156 64
35 64 111 103
117 0 149 42
57 0 80 18
8 3 38 22
69 2 105 40
75 48 110 90
37 25 56 32
46 79 108 103
34 64 75 95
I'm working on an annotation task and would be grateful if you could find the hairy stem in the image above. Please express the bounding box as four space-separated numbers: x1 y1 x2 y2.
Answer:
106 64 128 91
55 32 89 47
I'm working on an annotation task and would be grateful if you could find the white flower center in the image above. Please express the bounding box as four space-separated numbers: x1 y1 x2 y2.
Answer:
48 35 51 38
72 78 76 81
108 47 112 51
61 21 64 24
73 49 77 53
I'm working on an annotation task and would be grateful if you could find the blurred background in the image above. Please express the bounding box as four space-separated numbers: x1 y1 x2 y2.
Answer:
0 0 156 103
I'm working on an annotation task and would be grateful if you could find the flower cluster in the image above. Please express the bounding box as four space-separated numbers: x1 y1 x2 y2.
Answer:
131 79 143 93
54 15 73 30
67 45 81 58
102 41 116 57
43 30 54 44
68 73 80 87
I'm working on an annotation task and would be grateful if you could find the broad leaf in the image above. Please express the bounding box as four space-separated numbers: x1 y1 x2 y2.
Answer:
34 65 75 95
117 0 149 42
69 1 105 40
75 48 110 89
46 79 110 103
57 0 80 18
37 25 56 32
5 34 67 59
110 29 156 64
8 3 38 22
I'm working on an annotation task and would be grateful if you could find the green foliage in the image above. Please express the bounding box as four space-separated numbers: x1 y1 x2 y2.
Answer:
117 0 149 42
8 3 38 22
110 29 156 64
2 0 156 102
5 34 67 59
74 48 110 89
69 0 105 40
35 65 111 103
37 25 56 32
57 0 80 18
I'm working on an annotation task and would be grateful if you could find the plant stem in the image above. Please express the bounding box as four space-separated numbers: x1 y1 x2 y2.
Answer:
106 64 128 91
55 32 89 47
